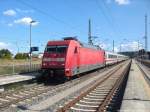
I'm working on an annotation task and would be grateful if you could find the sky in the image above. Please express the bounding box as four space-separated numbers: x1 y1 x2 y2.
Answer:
0 0 150 54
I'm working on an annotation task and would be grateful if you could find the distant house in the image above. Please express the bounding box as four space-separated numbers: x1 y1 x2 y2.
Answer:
38 53 43 59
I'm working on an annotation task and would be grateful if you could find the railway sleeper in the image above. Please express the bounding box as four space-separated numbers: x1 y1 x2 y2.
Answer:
19 92 29 96
86 95 106 99
95 86 112 89
76 103 99 108
89 92 107 96
13 94 24 98
70 106 96 112
72 104 97 111
83 97 104 101
23 91 35 94
79 100 102 104
0 98 10 102
91 90 109 94
6 96 17 100
76 102 101 107
93 88 110 92
95 86 113 90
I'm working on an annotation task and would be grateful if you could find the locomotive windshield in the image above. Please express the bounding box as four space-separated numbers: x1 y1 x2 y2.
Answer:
46 45 68 53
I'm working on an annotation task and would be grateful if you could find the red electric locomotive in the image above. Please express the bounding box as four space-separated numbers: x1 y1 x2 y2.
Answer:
41 37 105 79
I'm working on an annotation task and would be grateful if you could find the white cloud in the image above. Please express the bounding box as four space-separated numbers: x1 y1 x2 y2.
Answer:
14 17 39 26
115 0 130 5
0 42 22 54
94 40 142 52
0 42 10 49
114 47 119 52
94 41 111 50
3 9 16 16
120 41 142 51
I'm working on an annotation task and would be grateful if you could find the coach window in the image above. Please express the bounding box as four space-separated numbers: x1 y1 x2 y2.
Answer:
74 47 78 53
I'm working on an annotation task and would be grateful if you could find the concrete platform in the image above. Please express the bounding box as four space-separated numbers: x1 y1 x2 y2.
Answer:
0 72 39 86
120 60 150 112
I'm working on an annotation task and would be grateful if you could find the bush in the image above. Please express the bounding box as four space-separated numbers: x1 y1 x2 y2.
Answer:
14 53 29 59
0 49 12 59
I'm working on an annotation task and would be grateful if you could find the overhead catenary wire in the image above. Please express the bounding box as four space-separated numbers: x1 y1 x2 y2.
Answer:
94 0 117 34
101 0 123 37
144 14 148 51
95 0 125 51
16 0 84 35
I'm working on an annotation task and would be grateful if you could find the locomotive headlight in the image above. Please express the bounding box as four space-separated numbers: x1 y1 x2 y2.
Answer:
43 58 51 61
65 68 71 76
65 68 70 71
42 62 47 66
43 58 47 61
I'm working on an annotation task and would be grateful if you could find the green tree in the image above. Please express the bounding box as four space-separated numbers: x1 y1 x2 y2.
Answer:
0 49 12 59
14 53 29 59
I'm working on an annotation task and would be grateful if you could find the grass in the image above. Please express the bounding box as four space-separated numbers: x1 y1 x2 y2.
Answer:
0 59 41 65
0 59 41 75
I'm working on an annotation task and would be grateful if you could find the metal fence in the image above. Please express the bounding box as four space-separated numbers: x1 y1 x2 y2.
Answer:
0 64 41 75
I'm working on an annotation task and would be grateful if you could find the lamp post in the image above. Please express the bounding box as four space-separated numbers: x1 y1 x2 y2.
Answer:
29 20 36 71
16 41 19 53
113 40 114 52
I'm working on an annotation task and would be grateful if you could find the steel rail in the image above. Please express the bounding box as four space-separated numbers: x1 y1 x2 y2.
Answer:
97 60 131 111
0 64 114 110
56 60 130 112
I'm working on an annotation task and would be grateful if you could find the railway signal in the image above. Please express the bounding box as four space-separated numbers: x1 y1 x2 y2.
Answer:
30 47 39 52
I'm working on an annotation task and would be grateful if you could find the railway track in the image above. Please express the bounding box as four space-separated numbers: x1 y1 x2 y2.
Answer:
0 63 116 111
136 60 150 86
56 60 131 112
0 79 85 111
137 59 150 67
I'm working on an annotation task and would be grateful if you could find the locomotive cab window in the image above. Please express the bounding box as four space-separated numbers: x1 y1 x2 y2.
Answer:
57 46 68 53
46 45 68 53
74 47 78 53
46 46 56 53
